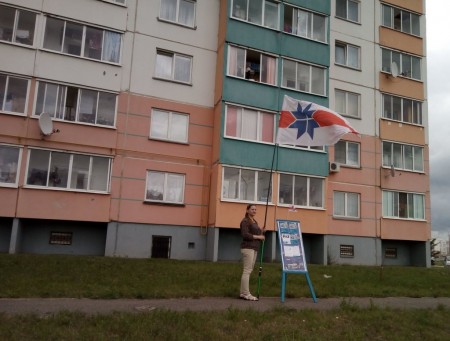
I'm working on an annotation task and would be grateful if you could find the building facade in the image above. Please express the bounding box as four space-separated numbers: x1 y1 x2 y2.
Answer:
0 0 430 266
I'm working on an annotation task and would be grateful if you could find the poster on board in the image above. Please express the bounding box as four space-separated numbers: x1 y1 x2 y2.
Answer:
277 219 307 272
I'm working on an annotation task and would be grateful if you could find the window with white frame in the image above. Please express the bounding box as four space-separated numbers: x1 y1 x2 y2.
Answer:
155 50 192 83
382 190 425 220
26 149 111 192
335 89 360 118
225 104 275 143
334 140 360 167
145 171 185 204
222 166 272 203
43 17 122 63
0 73 28 114
0 144 22 186
34 81 116 127
231 0 279 29
283 4 327 43
335 0 359 23
0 5 36 46
382 48 421 81
333 191 360 218
382 93 422 125
159 0 196 28
150 109 189 143
335 41 360 69
228 45 277 85
278 173 324 208
382 4 420 36
282 58 326 95
382 141 424 172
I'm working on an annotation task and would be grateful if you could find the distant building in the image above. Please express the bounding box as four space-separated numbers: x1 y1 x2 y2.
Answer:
0 0 430 266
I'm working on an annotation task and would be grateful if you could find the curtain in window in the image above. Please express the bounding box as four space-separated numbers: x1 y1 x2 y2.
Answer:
297 10 309 38
151 110 169 139
248 0 262 25
174 55 191 82
294 175 307 206
170 113 188 142
160 0 177 21
393 143 402 168
348 45 359 68
257 171 271 202
348 92 359 117
383 191 393 217
91 156 110 191
102 31 121 63
240 169 255 201
228 46 245 78
335 90 346 114
334 192 345 216
347 143 359 166
264 1 278 29
225 105 238 137
147 172 165 200
260 55 276 85
223 167 239 199
311 66 325 95
260 112 274 143
166 173 184 203
335 44 345 65
382 142 391 167
348 0 359 22
312 14 325 42
347 193 359 217
309 177 323 207
0 145 20 184
413 194 425 219
241 109 257 140
414 147 424 172
335 142 346 164
179 0 195 27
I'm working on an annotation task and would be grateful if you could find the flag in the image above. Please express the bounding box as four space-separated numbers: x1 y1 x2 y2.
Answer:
276 95 359 146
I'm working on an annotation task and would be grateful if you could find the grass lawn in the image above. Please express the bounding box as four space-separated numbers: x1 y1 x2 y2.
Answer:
1 254 450 340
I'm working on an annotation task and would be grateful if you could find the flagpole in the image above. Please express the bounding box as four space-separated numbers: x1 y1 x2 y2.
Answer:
256 142 278 298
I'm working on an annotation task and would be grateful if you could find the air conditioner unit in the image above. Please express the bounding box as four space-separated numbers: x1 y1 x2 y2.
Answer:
329 162 340 173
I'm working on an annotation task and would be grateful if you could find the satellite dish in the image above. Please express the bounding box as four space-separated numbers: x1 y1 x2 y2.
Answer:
390 61 399 78
38 113 54 136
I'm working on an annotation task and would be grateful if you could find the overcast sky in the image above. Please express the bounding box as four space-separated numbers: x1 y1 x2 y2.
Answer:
426 0 450 239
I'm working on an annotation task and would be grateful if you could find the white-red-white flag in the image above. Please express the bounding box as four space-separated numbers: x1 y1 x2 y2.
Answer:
277 95 359 146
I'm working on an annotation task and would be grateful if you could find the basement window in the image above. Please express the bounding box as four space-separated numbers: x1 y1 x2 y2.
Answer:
385 247 398 259
49 231 73 245
340 244 354 257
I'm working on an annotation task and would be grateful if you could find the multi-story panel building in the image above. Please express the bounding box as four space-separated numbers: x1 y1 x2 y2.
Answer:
0 0 430 266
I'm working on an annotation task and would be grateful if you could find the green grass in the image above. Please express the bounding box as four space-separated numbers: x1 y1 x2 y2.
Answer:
1 254 450 340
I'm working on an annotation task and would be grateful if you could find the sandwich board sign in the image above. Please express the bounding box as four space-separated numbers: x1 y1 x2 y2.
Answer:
277 219 317 303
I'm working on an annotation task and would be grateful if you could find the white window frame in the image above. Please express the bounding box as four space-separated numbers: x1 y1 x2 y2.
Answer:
222 166 272 203
382 4 420 36
278 173 324 209
34 81 117 127
0 73 29 115
382 190 425 220
382 141 424 173
43 17 122 64
283 4 327 43
150 109 189 143
335 0 360 23
381 48 421 81
25 148 112 193
145 171 185 204
335 89 360 118
154 50 193 84
334 140 360 167
0 4 37 46
159 0 197 28
333 191 360 218
0 144 22 187
224 104 275 144
335 41 360 69
282 58 326 95
231 0 279 30
382 93 422 125
227 45 278 85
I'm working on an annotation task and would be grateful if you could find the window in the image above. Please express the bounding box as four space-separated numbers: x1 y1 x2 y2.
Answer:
335 41 360 69
0 144 22 186
282 58 326 95
155 50 192 83
334 140 359 167
231 0 279 29
228 45 277 85
382 141 424 172
382 190 425 220
225 104 275 143
146 171 185 204
336 0 359 23
43 17 121 63
150 109 189 143
382 94 422 125
340 244 354 257
159 0 196 28
382 48 421 81
335 89 360 118
278 173 324 208
0 73 28 114
0 5 36 46
385 247 397 258
283 5 327 43
222 166 272 203
382 4 420 36
333 191 360 218
26 149 111 192
34 81 116 127
49 232 73 245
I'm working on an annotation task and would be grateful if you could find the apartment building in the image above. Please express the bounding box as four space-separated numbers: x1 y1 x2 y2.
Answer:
0 0 430 266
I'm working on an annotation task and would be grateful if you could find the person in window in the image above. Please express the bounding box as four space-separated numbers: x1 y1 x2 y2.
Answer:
239 204 265 301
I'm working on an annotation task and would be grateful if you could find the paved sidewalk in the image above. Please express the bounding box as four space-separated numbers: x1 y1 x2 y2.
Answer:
1 297 450 315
